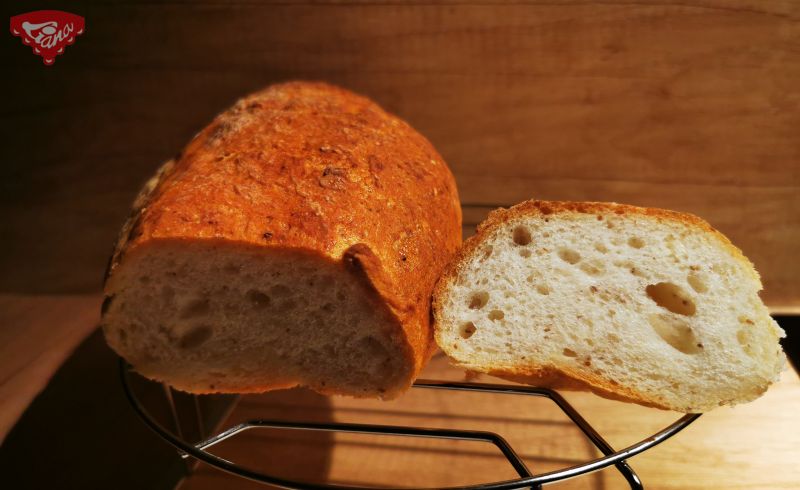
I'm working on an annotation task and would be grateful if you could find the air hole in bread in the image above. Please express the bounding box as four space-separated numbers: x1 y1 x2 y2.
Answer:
646 282 696 316
488 309 505 321
180 298 211 319
629 266 645 278
358 336 390 362
737 329 755 357
536 284 550 295
594 243 609 253
648 314 702 354
519 249 532 258
580 261 604 276
628 237 645 249
179 325 213 349
512 226 532 246
738 316 755 326
468 291 489 309
481 246 493 261
246 290 271 308
558 248 581 264
687 271 709 293
562 348 578 358
460 322 477 339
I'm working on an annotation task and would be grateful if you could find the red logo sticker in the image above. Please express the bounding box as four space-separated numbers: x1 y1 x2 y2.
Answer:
10 10 85 65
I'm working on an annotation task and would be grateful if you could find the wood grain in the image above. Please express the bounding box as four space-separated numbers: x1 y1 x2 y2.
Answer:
1 1 798 308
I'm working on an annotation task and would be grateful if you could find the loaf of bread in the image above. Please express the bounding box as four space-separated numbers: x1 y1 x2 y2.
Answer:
102 82 462 399
433 200 785 412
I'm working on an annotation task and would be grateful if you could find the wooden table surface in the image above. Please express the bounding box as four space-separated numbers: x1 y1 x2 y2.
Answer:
2 294 797 489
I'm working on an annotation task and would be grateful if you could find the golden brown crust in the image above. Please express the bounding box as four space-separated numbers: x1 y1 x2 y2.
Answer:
432 199 756 411
106 81 462 395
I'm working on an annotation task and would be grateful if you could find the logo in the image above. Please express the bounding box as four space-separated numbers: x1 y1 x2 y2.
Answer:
10 10 85 65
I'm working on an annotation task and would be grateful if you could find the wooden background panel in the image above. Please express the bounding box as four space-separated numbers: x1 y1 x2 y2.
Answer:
1 1 798 308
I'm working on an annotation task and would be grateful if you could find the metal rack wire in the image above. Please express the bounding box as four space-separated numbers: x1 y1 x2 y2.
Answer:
120 359 700 489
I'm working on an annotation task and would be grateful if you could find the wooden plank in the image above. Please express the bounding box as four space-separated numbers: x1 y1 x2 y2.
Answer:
1 1 797 309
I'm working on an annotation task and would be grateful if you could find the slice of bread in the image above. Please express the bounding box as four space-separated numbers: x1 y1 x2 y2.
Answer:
433 200 786 412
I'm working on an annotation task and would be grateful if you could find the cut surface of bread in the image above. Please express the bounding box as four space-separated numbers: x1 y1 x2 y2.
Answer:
104 241 411 398
433 200 786 412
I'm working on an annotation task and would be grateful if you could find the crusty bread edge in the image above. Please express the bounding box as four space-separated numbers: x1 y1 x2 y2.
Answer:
432 200 767 412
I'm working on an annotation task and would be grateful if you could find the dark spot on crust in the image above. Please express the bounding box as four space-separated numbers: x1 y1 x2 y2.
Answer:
401 254 407 262
590 285 598 293
207 121 233 144
319 166 347 190
246 102 262 111
368 155 384 172
262 231 273 240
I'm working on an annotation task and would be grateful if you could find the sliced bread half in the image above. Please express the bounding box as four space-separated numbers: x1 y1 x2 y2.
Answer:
102 82 462 399
433 200 786 412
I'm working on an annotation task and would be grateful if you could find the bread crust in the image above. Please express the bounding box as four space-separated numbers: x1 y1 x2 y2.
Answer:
432 200 763 411
105 81 462 396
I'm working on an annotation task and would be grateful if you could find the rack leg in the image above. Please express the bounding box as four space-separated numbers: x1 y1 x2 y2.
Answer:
162 383 194 474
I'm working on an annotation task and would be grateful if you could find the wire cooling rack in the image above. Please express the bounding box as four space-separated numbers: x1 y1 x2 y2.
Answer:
120 359 700 489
